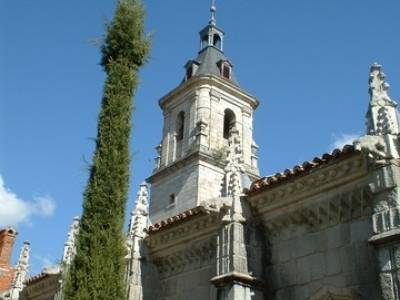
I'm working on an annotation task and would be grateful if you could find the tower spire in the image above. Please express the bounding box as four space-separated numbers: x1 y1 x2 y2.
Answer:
199 0 224 52
210 0 217 26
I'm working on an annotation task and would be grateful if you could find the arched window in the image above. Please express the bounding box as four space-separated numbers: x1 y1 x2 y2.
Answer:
201 35 209 49
213 34 222 49
176 111 185 141
223 109 236 139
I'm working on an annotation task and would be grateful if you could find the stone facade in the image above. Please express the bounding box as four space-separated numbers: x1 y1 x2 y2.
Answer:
17 4 400 300
127 10 400 300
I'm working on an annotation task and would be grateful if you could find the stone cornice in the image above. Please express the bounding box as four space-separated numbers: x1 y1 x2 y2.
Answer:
259 185 373 241
148 147 259 183
210 272 264 289
369 227 400 245
145 211 220 253
158 75 259 110
150 237 216 279
248 154 368 216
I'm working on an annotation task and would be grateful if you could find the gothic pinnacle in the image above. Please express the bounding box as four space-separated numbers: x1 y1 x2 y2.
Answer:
369 63 394 105
128 182 149 238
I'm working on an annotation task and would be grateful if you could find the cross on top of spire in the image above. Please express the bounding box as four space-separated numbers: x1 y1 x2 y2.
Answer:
210 0 217 26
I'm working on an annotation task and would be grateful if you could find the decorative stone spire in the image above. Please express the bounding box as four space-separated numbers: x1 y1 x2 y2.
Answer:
128 182 149 240
210 0 217 26
358 64 400 300
126 183 149 300
213 128 253 299
9 242 30 300
199 1 224 52
62 217 80 266
366 63 399 135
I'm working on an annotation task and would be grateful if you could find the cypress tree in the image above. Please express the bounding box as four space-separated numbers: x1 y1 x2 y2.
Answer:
63 1 149 299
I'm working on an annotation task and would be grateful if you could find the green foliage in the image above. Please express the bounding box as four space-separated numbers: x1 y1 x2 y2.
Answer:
63 1 150 299
101 0 150 72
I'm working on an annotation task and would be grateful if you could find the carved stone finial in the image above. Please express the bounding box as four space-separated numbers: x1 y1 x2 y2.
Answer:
366 63 399 136
210 0 217 26
128 182 149 239
62 217 80 266
369 63 393 105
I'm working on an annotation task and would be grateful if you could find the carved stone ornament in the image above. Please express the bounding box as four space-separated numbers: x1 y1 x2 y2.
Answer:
62 216 80 266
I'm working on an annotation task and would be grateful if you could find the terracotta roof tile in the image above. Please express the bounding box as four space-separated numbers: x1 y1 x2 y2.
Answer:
248 145 359 195
25 272 50 285
147 206 209 234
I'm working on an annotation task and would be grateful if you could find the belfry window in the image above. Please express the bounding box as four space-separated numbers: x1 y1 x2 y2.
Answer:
213 34 222 49
201 34 209 49
176 111 185 141
223 109 236 139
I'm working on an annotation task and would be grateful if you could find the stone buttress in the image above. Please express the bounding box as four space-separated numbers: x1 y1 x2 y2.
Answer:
355 63 400 299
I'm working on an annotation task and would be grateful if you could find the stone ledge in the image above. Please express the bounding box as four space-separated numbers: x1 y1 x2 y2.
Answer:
210 272 264 288
368 228 400 245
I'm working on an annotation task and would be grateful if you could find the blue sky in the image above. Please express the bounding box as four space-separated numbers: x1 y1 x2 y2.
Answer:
1 0 399 275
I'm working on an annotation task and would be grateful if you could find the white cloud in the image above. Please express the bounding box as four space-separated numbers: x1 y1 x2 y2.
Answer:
330 133 360 150
32 195 56 217
0 175 56 227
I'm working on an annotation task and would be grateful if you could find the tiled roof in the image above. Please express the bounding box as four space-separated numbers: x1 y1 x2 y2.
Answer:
248 145 359 195
147 206 209 234
25 272 50 285
146 146 360 233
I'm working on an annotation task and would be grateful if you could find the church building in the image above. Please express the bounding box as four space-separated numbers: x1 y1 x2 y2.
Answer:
10 2 400 300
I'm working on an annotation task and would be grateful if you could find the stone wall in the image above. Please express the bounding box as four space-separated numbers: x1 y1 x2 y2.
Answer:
150 236 218 300
267 216 379 299
149 160 199 223
145 212 222 300
247 151 381 299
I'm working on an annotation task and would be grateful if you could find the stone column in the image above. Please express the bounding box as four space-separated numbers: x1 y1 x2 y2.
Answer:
196 87 211 150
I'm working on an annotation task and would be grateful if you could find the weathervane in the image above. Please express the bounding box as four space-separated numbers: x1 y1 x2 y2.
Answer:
210 0 217 26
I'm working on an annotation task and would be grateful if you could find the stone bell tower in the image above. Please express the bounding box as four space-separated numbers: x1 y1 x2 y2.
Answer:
147 2 260 223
